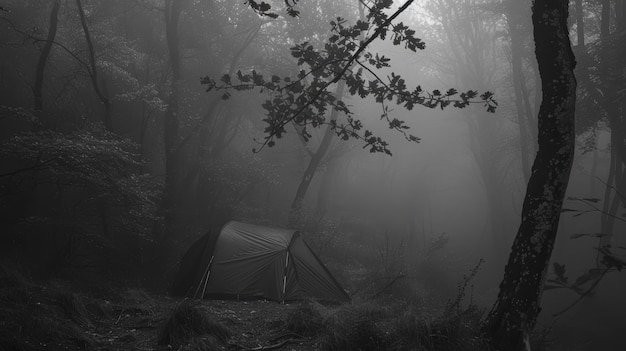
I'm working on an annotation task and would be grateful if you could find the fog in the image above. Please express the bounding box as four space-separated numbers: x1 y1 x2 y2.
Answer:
0 1 624 350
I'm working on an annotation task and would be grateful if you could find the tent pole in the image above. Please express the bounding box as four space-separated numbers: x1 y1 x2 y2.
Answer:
193 255 214 299
282 252 290 304
200 255 215 299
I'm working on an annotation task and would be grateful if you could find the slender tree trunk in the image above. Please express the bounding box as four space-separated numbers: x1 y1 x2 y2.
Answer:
76 0 113 131
157 0 185 243
598 0 625 252
288 81 345 227
507 0 534 182
482 1 576 350
33 0 60 112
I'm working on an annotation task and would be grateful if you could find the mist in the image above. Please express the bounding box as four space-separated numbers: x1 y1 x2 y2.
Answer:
0 1 624 350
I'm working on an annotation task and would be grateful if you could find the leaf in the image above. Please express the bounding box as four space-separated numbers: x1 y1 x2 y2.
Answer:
572 268 604 288
581 197 601 203
570 232 609 240
544 284 565 291
553 262 567 283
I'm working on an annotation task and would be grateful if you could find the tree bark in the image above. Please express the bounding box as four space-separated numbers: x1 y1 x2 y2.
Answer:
482 1 576 350
33 0 60 112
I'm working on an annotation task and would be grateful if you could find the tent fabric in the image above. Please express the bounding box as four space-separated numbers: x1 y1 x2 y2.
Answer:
170 229 219 297
171 221 350 302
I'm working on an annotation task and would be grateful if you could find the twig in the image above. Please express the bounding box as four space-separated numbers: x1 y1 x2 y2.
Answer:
552 267 610 318
114 311 124 325
371 273 407 299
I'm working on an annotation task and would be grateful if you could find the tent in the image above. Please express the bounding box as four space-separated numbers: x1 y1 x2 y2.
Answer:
171 221 350 303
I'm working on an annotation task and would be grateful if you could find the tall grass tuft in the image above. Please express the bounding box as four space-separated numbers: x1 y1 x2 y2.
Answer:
157 300 231 348
322 300 393 351
282 300 328 336
54 291 92 327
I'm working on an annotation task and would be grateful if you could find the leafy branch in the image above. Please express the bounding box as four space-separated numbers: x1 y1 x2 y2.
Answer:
245 0 301 19
561 196 626 223
202 0 497 155
546 246 626 317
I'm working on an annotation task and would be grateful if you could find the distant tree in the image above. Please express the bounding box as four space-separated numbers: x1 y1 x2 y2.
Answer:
596 0 626 255
504 0 537 182
33 0 60 112
424 0 513 260
75 0 113 131
482 1 577 349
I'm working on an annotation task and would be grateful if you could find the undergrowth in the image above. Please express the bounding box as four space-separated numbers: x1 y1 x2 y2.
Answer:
0 265 97 350
0 262 149 351
279 260 495 351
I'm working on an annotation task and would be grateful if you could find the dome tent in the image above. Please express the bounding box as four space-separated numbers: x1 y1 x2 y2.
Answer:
171 221 349 303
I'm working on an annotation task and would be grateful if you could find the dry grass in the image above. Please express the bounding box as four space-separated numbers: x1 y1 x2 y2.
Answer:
282 300 328 337
157 299 231 348
54 291 93 327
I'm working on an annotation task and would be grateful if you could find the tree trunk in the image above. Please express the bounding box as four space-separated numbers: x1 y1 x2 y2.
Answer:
158 0 185 242
482 1 576 350
598 0 625 253
76 0 113 131
288 81 345 227
507 0 534 183
148 0 186 284
33 0 60 112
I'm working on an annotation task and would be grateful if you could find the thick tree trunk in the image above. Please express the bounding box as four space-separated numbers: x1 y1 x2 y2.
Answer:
33 0 60 112
482 1 576 350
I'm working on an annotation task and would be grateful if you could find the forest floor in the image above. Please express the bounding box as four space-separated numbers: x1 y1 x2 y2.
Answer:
0 276 323 351
1 263 504 351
